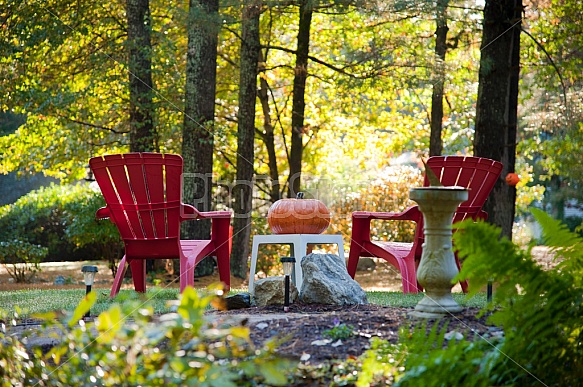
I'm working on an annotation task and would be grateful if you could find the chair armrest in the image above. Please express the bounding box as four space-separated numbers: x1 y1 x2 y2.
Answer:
96 206 111 220
96 206 116 224
352 206 421 222
180 204 200 220
476 210 488 221
180 204 232 221
351 206 421 244
198 210 232 219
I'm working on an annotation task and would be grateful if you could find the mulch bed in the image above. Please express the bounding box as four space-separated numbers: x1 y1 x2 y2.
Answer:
209 303 496 364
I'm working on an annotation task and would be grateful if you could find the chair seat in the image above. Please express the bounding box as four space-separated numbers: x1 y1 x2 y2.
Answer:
367 241 414 260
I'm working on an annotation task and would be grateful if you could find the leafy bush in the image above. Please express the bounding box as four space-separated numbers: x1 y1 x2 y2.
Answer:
0 184 122 271
0 239 47 282
61 185 123 275
1 287 294 386
0 307 44 386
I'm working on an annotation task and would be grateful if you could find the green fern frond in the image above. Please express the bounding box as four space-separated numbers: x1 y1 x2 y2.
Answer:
532 207 583 261
384 210 583 386
451 209 583 385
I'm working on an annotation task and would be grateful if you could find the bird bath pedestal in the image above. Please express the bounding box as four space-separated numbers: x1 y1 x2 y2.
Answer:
409 187 468 318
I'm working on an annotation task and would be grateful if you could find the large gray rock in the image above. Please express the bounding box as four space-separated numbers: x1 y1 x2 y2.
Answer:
300 253 367 305
252 276 298 307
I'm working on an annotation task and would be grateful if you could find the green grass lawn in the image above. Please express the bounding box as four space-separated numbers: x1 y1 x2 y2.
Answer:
0 287 488 320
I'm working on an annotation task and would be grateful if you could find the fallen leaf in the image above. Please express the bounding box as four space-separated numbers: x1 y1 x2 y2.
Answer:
311 339 332 346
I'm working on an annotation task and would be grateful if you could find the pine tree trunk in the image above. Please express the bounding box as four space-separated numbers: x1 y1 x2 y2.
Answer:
288 0 312 198
231 1 261 279
181 0 220 277
127 0 157 272
126 0 155 153
474 0 522 239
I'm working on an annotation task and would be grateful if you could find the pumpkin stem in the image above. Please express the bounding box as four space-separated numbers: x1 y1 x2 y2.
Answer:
296 192 304 199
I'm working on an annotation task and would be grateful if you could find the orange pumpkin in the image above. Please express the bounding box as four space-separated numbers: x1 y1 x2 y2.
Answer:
505 172 520 186
267 192 330 234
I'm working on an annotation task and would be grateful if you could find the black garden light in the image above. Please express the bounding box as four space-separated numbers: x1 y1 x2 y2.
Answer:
280 257 295 312
81 265 98 317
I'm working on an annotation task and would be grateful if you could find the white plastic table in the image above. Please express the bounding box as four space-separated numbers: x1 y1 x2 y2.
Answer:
248 233 345 293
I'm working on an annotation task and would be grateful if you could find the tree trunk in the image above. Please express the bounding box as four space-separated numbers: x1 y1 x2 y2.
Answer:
474 0 522 239
231 1 261 279
429 0 449 157
257 51 281 203
127 0 157 273
126 0 156 153
288 0 312 198
181 0 220 277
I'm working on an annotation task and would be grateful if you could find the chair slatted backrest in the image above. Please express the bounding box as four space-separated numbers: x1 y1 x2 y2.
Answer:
90 153 184 241
409 156 503 260
425 156 503 223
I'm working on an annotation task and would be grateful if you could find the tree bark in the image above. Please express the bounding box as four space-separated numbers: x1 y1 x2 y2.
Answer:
429 0 449 157
126 0 156 152
126 0 157 273
474 0 522 239
288 0 312 198
231 1 261 279
257 50 282 203
181 0 220 276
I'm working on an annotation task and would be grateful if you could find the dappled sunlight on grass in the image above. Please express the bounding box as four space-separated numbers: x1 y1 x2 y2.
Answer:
0 286 489 320
364 291 487 308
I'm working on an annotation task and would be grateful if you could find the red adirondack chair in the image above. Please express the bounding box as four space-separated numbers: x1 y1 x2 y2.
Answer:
89 153 232 297
347 155 503 293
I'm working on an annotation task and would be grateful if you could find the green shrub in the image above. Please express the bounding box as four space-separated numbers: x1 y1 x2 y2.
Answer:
393 324 499 387
61 186 123 275
0 184 121 272
0 239 47 282
1 287 294 386
0 308 44 386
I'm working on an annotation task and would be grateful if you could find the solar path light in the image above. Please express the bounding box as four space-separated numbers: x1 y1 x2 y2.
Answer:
280 257 296 312
81 265 98 318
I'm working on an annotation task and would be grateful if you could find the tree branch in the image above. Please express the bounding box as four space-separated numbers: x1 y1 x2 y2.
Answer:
59 114 128 134
521 28 568 109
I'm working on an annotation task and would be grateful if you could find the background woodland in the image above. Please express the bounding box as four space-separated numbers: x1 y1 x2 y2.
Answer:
1 0 583 277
